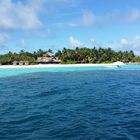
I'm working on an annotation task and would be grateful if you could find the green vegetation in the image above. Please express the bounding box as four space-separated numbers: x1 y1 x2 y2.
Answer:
0 49 50 65
55 47 140 64
0 47 140 65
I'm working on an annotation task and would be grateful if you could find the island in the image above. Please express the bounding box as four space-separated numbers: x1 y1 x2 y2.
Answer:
0 47 140 66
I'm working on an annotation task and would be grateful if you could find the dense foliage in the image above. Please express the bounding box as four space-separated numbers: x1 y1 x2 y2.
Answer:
55 47 140 64
0 47 140 65
0 49 51 65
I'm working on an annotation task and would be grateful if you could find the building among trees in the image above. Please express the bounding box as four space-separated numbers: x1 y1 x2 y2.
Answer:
37 52 61 64
0 47 140 65
12 61 29 65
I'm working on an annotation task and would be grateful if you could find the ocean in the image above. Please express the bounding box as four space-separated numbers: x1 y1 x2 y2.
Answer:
0 65 140 139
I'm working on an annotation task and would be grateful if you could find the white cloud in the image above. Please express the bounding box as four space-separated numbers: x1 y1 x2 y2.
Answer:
0 33 10 51
120 38 129 46
0 0 44 30
54 0 75 4
127 9 140 23
69 36 84 47
57 8 140 28
108 35 140 55
0 33 10 43
54 10 97 28
82 11 96 26
20 39 26 48
104 8 140 24
90 38 102 47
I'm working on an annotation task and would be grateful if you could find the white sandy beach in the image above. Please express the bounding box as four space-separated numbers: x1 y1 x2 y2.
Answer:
0 62 125 69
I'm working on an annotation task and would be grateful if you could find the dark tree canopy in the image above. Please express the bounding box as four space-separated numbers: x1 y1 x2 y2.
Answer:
0 47 140 65
55 47 139 64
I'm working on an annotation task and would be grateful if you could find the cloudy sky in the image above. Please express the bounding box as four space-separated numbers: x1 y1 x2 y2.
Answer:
1 0 140 55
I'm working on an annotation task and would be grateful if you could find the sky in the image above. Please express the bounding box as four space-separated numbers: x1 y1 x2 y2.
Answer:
1 0 140 55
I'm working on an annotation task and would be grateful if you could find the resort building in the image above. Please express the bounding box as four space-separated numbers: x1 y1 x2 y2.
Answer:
12 61 29 65
37 53 61 64
24 61 29 65
19 61 24 66
12 61 18 65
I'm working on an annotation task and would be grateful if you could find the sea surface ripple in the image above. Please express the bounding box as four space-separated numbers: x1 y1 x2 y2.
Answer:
0 70 140 140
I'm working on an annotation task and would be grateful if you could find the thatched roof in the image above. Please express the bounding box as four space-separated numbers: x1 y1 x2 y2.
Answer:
37 56 61 63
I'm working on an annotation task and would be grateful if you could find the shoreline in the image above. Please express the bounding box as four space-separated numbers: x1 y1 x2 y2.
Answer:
0 63 125 69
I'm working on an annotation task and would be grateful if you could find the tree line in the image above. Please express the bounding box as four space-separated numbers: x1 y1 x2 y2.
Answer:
0 49 52 65
55 47 140 64
0 47 140 65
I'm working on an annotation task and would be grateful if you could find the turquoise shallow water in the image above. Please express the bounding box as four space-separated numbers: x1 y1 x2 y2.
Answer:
0 64 140 78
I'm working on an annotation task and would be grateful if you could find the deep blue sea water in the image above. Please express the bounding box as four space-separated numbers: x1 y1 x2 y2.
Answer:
0 66 140 139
